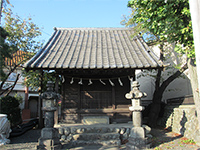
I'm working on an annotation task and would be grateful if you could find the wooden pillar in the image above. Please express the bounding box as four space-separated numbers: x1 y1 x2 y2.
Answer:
54 75 59 125
133 70 136 81
78 84 81 110
77 81 81 123
61 74 65 122
130 70 136 90
112 86 116 123
38 70 44 129
112 86 116 109
24 80 29 109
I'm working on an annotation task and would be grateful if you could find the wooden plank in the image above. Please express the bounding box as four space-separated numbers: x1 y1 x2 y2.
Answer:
62 108 130 114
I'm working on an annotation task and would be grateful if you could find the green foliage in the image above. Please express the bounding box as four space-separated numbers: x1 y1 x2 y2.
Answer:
127 0 194 58
181 138 196 144
0 96 22 127
14 93 23 104
2 8 43 53
22 70 58 92
1 8 43 79
0 7 43 95
121 9 158 43
0 27 17 80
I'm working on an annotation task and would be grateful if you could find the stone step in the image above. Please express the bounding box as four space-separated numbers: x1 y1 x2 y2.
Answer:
60 132 121 146
71 139 121 146
57 124 133 147
72 132 120 141
58 126 122 134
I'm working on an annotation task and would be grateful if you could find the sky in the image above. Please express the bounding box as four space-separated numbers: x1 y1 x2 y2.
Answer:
6 0 132 43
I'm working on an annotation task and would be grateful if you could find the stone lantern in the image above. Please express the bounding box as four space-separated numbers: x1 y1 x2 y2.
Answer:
37 81 62 150
125 81 148 150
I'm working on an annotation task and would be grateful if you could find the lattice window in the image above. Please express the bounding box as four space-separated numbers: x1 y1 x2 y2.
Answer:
81 91 112 109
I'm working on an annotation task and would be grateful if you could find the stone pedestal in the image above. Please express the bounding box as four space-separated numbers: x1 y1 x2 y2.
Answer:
125 81 149 150
126 137 148 150
37 81 62 150
37 128 61 150
126 126 149 149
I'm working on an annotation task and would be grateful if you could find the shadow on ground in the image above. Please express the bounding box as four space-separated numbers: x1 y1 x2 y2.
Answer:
150 127 183 148
9 128 40 144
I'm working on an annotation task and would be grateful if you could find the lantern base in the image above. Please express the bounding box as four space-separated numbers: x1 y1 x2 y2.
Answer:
37 128 62 150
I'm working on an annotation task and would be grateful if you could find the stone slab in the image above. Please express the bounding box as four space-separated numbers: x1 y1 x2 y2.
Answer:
72 132 120 140
126 137 149 150
82 116 109 125
129 127 145 138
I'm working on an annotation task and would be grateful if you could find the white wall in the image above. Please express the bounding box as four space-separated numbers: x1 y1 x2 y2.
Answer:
136 43 192 102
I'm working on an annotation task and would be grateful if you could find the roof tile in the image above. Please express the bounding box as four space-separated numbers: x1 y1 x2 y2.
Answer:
24 27 164 70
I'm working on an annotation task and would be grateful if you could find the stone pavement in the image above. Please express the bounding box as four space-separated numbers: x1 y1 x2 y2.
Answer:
1 126 200 150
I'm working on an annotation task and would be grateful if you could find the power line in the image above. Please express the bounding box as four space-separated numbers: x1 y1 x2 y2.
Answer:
41 30 51 36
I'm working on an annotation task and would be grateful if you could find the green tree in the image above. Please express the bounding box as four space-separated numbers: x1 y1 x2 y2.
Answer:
0 27 15 79
0 96 22 127
0 0 12 24
126 0 196 127
0 8 43 96
22 70 58 92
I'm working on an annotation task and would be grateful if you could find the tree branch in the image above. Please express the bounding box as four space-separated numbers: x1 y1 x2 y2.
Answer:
160 63 188 94
4 73 20 96
0 64 20 91
0 84 13 95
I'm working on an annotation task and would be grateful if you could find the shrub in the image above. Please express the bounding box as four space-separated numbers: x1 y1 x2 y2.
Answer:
0 96 22 127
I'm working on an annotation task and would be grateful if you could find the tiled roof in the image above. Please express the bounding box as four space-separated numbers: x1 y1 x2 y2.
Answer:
5 50 31 66
24 27 164 70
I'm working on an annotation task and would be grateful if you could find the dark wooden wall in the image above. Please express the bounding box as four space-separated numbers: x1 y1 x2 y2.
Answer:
61 76 132 123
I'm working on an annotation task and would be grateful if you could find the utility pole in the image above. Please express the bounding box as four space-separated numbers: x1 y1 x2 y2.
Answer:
189 1 200 98
189 0 200 130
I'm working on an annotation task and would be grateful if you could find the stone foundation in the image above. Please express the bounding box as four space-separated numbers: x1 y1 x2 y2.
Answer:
126 137 149 150
158 104 200 145
56 124 133 146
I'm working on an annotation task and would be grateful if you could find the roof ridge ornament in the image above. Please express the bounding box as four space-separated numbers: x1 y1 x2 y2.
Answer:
53 27 57 31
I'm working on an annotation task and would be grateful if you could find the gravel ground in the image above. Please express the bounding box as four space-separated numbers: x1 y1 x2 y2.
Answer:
1 127 200 150
149 128 200 150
